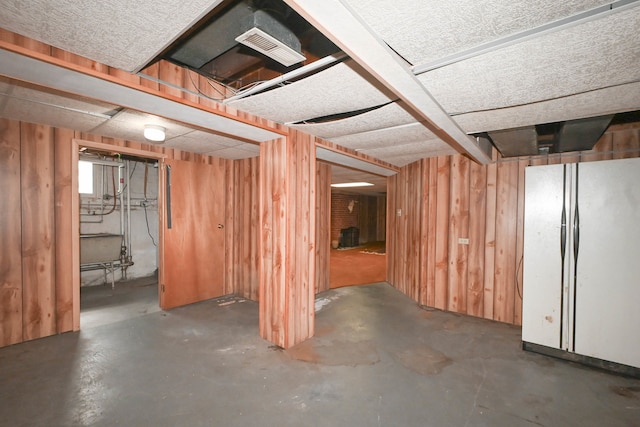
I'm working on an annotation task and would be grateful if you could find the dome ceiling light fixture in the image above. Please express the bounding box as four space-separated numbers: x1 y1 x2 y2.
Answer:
144 124 166 142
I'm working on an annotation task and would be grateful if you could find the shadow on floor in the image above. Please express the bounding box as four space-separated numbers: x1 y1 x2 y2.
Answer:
80 274 159 329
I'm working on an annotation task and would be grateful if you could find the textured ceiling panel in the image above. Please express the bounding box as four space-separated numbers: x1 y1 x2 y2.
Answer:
0 93 109 132
454 82 640 134
289 101 417 139
326 121 457 167
0 0 221 72
204 144 260 160
0 78 118 115
228 60 395 123
419 6 640 115
344 0 608 65
165 132 250 154
330 122 439 151
358 140 457 167
330 164 387 195
90 110 195 143
0 77 114 131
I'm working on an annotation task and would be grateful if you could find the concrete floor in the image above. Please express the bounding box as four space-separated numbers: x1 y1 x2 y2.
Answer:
0 283 638 427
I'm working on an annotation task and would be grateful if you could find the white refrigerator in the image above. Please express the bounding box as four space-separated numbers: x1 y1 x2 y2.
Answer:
522 157 640 372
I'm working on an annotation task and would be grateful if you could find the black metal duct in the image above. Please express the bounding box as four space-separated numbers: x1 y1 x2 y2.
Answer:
555 115 613 153
487 114 614 157
168 2 303 69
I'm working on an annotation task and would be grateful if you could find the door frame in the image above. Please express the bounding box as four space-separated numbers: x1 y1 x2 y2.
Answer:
70 138 166 331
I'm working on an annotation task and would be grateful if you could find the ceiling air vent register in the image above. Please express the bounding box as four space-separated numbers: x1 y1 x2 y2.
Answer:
236 26 305 66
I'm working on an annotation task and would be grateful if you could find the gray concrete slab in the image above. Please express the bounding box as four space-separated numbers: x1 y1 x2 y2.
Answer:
0 283 638 427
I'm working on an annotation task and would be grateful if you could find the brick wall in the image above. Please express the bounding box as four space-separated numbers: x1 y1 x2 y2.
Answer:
331 193 360 243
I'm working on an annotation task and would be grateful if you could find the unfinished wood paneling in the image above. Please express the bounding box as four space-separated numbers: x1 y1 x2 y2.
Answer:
386 174 396 285
376 195 387 242
0 119 23 346
54 128 75 333
447 156 470 313
158 61 186 99
491 161 519 323
612 127 640 159
424 157 438 307
259 131 315 349
434 156 450 310
21 123 56 341
316 162 331 294
227 157 260 300
408 161 422 301
467 160 486 317
387 125 640 326
586 132 613 162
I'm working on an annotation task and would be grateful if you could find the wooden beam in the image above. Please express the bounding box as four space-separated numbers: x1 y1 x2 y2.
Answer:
284 0 492 164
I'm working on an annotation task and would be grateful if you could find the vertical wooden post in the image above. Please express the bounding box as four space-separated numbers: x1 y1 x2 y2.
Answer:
0 119 23 346
315 162 331 294
54 128 76 333
259 131 316 349
21 123 56 340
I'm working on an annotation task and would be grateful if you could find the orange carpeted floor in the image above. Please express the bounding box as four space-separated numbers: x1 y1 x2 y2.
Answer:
329 241 386 288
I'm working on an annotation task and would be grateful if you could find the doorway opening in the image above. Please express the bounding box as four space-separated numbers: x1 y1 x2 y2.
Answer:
75 141 164 329
328 165 387 289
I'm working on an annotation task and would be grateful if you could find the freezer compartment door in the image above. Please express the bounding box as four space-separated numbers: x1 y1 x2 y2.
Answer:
522 164 571 350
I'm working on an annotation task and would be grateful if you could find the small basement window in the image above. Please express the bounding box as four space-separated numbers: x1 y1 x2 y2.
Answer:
78 160 94 194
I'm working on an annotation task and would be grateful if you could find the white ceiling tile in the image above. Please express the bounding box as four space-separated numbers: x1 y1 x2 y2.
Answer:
454 82 640 134
329 122 438 151
359 139 457 167
0 0 222 71
0 95 108 131
419 6 640 115
344 0 609 65
329 164 387 195
288 101 417 139
91 109 195 142
229 60 395 124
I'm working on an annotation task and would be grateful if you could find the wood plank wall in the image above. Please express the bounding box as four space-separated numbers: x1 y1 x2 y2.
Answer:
316 162 331 294
226 157 261 300
259 130 316 348
387 125 640 326
0 119 23 346
0 117 241 347
21 123 56 340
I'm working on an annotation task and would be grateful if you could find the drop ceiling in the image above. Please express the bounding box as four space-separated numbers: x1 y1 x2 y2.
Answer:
1 0 639 191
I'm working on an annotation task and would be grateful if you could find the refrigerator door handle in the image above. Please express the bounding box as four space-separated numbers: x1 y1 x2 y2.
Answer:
571 165 580 352
573 205 580 262
559 165 568 348
561 199 567 261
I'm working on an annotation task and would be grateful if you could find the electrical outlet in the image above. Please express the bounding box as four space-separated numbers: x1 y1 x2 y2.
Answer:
458 237 470 245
